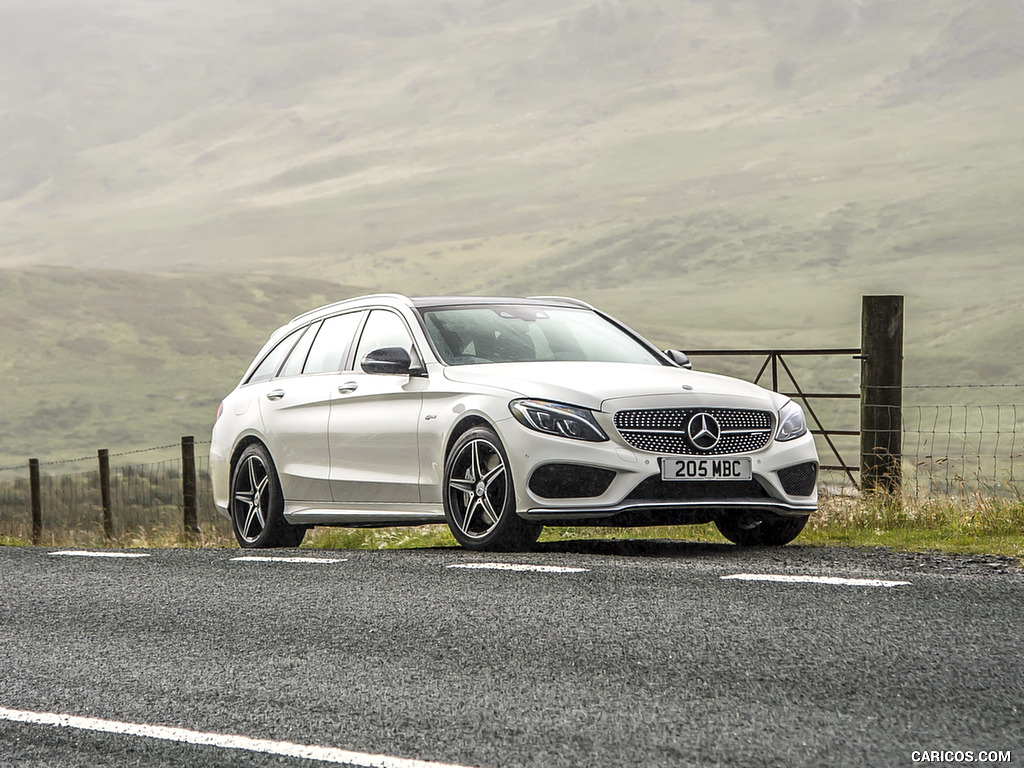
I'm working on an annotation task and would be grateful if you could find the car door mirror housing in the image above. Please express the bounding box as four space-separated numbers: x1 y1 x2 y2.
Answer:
361 347 427 376
664 349 693 369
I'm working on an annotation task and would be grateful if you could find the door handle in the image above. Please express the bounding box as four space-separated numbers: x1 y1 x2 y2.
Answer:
266 390 285 401
338 382 359 395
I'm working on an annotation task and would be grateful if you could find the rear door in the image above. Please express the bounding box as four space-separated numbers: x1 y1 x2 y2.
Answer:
257 312 364 502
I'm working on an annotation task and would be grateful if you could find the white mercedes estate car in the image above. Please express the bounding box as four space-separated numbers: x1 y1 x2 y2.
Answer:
211 294 818 550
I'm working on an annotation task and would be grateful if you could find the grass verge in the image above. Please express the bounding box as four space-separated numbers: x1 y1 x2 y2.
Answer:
3 495 1021 561
802 491 1024 559
304 492 1024 561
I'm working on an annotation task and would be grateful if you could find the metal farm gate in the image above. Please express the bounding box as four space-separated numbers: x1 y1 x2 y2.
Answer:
684 295 905 494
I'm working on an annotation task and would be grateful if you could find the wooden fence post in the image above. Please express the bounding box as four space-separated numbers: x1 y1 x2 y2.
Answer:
29 459 41 545
181 436 200 541
860 295 904 494
98 449 113 542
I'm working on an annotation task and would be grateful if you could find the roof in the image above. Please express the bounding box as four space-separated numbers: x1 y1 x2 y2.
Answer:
289 293 593 324
410 295 592 310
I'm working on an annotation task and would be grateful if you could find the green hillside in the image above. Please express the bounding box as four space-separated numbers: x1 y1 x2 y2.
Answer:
1 0 1023 465
0 268 352 467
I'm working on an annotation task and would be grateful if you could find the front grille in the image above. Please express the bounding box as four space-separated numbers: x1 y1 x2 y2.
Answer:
614 408 774 456
777 462 818 497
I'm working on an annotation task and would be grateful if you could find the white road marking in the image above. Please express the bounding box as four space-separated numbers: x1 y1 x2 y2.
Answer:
49 551 151 559
230 556 347 564
448 562 588 574
722 573 911 588
0 707 477 768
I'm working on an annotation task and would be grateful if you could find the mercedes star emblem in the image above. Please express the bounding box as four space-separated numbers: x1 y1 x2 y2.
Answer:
687 413 722 451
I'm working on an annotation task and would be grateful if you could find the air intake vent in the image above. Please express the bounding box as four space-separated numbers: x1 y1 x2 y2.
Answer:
777 462 819 497
529 464 616 499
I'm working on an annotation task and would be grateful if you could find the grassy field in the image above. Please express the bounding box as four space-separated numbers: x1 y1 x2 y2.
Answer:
0 268 358 467
1 0 1023 481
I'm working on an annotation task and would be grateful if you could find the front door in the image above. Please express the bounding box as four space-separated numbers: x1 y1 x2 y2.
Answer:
328 309 425 504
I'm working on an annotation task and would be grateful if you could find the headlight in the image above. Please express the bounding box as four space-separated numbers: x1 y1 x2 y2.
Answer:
775 400 808 442
510 399 608 442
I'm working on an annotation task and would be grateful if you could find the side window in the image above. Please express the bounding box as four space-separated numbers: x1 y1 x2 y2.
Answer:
354 310 415 365
246 327 304 385
278 321 321 378
303 312 364 374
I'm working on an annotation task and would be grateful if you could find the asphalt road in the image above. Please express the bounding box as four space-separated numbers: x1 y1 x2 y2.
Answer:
0 542 1020 768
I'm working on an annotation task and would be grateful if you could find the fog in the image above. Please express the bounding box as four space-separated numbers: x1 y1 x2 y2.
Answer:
1 0 1022 459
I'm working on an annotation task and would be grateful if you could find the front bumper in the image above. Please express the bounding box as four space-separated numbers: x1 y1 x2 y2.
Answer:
497 416 818 525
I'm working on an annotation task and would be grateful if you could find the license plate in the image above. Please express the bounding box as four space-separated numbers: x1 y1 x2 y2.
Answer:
661 457 752 481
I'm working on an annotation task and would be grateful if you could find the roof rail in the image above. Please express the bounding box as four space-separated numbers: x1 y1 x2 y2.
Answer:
527 295 595 310
289 293 411 324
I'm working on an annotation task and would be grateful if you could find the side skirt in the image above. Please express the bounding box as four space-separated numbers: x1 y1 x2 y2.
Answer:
285 501 445 527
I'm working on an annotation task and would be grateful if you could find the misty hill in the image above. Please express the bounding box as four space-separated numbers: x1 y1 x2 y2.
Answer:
1 0 1023 462
0 267 357 467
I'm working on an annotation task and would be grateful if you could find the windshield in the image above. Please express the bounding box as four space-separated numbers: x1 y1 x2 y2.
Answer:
418 305 664 366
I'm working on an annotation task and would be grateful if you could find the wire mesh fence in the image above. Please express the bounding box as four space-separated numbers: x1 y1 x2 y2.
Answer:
903 403 1022 499
804 401 1023 500
0 442 231 545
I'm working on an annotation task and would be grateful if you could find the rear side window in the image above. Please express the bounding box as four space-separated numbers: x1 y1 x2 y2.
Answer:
245 327 304 385
304 312 365 374
278 321 321 378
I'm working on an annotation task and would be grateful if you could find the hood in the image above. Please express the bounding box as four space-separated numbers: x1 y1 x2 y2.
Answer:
441 361 782 413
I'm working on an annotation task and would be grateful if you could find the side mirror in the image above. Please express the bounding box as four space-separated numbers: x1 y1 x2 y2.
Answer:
361 347 413 375
664 349 693 370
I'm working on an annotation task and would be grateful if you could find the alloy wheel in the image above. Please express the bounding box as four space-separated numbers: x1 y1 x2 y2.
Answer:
446 437 509 539
233 454 270 544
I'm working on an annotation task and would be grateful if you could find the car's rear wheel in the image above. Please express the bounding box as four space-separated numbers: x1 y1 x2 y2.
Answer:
715 511 808 546
443 426 542 551
230 444 306 548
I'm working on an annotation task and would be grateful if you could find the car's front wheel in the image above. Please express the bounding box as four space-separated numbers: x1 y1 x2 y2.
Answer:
715 511 808 546
230 444 306 548
443 426 542 551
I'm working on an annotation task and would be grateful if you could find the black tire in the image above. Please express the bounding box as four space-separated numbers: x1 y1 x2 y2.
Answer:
715 511 808 546
443 426 542 551
230 443 306 548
